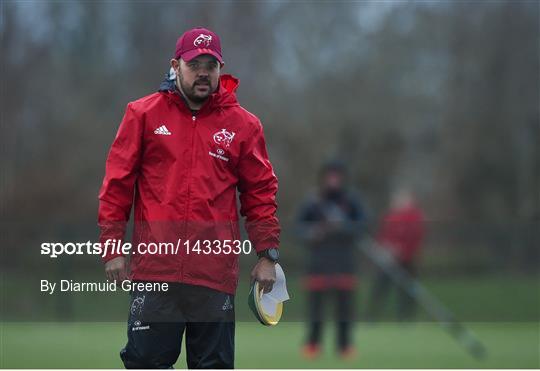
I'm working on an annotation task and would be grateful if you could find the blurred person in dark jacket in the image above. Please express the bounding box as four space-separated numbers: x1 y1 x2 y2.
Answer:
297 161 364 359
366 189 425 322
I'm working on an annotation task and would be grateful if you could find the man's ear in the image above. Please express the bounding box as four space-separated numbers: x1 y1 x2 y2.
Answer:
170 58 180 71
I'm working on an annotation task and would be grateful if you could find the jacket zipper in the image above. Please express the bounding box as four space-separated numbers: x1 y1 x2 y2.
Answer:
181 114 197 281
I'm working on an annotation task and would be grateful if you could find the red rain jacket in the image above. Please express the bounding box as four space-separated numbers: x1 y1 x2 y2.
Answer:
376 205 424 263
98 74 280 294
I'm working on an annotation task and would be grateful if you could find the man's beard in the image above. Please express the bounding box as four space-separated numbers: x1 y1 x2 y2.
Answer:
177 74 215 104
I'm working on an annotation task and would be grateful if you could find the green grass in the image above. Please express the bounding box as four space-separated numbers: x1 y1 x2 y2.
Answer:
1 322 538 368
3 274 538 322
2 273 538 367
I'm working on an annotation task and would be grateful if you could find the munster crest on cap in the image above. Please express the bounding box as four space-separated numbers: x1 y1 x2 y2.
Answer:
174 27 224 64
193 34 212 47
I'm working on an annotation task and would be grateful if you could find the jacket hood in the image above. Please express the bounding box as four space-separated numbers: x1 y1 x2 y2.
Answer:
159 68 239 108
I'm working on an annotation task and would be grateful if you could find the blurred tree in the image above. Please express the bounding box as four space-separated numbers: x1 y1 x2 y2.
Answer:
1 0 538 273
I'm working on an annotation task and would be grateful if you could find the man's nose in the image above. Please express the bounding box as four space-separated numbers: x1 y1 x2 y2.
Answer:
197 67 209 77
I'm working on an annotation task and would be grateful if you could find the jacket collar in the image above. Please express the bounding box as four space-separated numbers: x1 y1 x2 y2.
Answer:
159 69 240 112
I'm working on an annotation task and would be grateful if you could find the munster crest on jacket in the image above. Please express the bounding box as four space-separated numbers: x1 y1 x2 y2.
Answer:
213 128 235 148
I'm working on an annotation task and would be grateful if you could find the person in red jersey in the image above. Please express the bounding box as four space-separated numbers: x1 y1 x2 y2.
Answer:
98 27 280 369
366 189 425 322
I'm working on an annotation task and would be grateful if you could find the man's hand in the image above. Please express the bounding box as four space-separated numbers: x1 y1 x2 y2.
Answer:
251 257 276 293
105 256 128 282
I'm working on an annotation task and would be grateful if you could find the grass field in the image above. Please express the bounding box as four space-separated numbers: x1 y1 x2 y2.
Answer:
2 272 538 368
1 321 538 368
4 274 538 322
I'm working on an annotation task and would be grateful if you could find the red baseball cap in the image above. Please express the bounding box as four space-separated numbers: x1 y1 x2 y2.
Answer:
174 27 224 65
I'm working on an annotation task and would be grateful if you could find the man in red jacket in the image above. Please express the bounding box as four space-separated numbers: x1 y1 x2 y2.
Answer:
366 189 424 322
98 27 280 369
